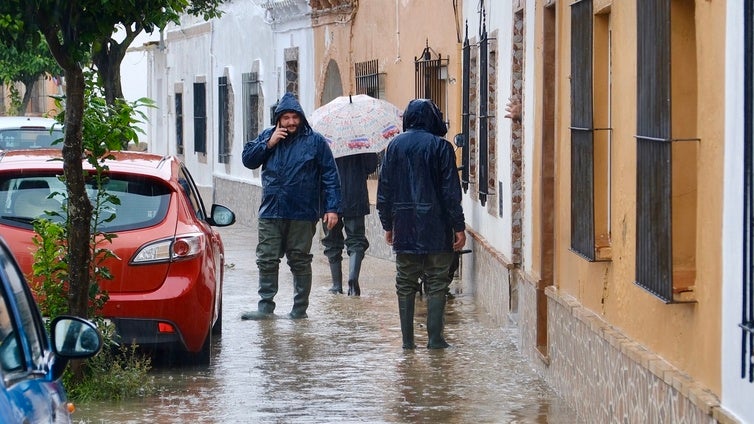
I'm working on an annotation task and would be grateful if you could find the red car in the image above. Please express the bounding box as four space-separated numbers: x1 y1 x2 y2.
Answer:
0 149 235 364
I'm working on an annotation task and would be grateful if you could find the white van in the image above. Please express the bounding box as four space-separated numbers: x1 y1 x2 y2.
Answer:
0 116 63 150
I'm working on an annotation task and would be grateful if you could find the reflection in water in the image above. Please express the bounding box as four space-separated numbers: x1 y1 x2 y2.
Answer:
73 227 581 423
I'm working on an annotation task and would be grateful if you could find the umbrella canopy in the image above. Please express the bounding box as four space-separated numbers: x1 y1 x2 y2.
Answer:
309 94 403 158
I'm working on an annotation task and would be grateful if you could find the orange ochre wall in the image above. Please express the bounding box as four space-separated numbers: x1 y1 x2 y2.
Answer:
550 0 724 393
312 0 461 138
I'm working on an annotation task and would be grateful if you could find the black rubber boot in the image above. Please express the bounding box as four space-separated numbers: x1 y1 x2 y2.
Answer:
328 261 343 294
347 252 364 296
241 273 277 320
289 274 312 319
426 294 450 349
398 294 416 349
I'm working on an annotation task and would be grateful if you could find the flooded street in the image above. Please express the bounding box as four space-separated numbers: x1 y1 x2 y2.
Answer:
73 225 581 423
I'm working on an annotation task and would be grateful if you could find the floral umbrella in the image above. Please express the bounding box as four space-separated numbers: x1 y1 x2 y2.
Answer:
309 94 403 158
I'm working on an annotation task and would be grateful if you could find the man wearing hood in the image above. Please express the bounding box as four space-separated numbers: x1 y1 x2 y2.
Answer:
242 92 342 320
377 98 466 349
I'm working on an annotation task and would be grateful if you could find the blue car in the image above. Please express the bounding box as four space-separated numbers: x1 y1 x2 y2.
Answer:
0 237 102 423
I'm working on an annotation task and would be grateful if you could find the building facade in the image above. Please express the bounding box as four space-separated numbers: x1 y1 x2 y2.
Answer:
137 0 751 422
456 0 748 422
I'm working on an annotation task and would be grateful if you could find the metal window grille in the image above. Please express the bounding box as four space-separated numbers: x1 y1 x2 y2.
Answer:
175 93 184 155
218 76 230 163
478 25 489 206
460 23 471 192
355 59 382 98
635 0 672 302
570 0 595 260
414 42 449 124
243 72 261 143
193 82 207 154
286 60 298 97
742 0 754 383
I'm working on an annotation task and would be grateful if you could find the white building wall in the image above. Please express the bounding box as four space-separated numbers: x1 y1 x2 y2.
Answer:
461 1 515 262
163 22 215 189
206 1 276 186
521 0 537 274
140 1 318 194
270 19 316 117
121 31 159 145
723 1 754 422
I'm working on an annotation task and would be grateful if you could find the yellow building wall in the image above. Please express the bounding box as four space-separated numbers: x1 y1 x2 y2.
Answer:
1 77 61 117
548 0 725 393
311 0 461 137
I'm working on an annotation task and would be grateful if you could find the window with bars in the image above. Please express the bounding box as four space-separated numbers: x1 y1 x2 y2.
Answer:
460 24 482 205
193 82 207 154
570 0 596 260
355 59 384 99
284 47 299 97
218 76 230 163
414 42 449 126
635 0 698 303
569 1 615 264
175 92 184 155
742 0 754 383
477 28 489 207
243 72 262 144
460 26 471 193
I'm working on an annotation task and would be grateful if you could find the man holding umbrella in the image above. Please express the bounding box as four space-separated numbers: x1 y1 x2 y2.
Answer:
241 92 341 320
321 152 378 296
309 94 403 297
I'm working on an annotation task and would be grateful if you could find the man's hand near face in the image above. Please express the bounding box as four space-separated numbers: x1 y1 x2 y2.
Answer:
268 111 301 149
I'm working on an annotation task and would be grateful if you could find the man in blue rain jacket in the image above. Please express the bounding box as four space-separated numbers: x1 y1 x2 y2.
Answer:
242 92 341 320
377 98 466 349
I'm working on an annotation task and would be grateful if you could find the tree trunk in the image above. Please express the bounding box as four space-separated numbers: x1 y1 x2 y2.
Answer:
92 37 129 106
61 66 93 319
20 76 36 115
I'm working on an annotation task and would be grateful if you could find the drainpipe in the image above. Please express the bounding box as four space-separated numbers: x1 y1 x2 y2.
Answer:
395 0 401 63
453 1 463 144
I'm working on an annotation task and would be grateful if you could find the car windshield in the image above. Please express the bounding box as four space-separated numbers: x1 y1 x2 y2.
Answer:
0 128 64 150
0 173 171 231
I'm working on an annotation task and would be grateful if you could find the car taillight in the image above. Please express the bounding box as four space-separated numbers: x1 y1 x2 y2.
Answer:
131 234 204 264
172 236 202 259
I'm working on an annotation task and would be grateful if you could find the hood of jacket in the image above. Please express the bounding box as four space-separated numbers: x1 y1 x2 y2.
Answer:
402 99 447 137
273 92 313 134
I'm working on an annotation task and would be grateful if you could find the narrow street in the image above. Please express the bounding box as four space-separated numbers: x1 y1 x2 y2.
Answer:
73 224 581 423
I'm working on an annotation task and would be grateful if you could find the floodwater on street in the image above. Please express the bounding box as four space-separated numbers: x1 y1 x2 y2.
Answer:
72 225 581 423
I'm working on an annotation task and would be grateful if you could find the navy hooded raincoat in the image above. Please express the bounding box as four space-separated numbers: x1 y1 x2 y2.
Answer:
376 99 466 254
242 93 341 221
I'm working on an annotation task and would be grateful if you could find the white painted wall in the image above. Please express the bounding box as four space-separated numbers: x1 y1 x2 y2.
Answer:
121 30 159 144
161 20 214 189
138 0 315 192
521 0 537 274
722 2 754 422
461 1 516 261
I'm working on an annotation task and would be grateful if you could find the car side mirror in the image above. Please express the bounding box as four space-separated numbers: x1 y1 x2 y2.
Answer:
50 316 102 380
51 316 103 358
454 133 466 148
208 204 236 227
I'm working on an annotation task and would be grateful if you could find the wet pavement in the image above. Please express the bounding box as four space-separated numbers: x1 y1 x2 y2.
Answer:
73 224 582 423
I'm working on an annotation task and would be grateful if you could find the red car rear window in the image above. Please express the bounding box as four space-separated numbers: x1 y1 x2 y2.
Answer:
0 173 171 231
